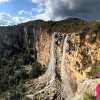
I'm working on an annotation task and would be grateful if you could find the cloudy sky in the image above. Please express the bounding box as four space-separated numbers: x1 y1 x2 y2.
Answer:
0 0 100 25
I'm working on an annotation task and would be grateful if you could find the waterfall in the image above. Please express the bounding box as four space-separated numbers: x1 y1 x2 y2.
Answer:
33 28 36 53
33 28 36 49
24 27 28 50
46 32 56 83
61 35 74 100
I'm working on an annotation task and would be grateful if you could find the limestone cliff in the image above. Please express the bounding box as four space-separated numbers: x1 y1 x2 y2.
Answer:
0 19 100 80
35 31 100 81
0 18 100 100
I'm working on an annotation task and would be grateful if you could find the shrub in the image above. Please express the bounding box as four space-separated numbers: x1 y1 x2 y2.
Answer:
82 93 94 100
32 62 46 78
88 66 100 78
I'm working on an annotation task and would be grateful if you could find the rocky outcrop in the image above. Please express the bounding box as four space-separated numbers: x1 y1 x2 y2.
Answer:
74 78 100 100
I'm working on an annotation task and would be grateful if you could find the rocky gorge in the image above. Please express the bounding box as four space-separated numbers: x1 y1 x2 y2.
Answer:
0 18 100 100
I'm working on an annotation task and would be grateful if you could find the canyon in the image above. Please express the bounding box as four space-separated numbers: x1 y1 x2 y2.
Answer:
0 18 100 100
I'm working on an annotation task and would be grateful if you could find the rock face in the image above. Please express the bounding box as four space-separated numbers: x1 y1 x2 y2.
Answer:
0 19 100 100
36 31 51 66
24 30 100 100
0 26 24 57
35 31 100 81
0 21 100 81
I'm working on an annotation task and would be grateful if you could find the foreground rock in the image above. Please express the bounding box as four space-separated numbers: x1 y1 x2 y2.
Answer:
74 78 100 100
24 78 61 100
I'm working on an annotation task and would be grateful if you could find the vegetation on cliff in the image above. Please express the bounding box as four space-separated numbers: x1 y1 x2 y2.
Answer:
18 18 100 33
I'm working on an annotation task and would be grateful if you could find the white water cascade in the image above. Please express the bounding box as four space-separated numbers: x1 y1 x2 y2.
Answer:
32 28 36 49
61 35 74 100
24 27 28 50
46 32 56 83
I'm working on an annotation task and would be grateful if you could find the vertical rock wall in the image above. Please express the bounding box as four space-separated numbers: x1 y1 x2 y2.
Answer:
36 31 52 66
35 31 100 81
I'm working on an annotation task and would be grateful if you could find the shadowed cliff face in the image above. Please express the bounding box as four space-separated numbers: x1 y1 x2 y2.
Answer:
0 26 24 57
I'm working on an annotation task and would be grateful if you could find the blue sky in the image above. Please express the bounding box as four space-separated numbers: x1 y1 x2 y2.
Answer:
0 0 41 15
0 0 100 25
5 0 39 16
0 0 49 25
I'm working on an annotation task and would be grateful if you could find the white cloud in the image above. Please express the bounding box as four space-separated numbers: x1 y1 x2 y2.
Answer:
37 7 44 13
0 0 9 4
18 10 27 15
31 0 100 20
1 0 100 26
0 12 11 19
32 0 44 4
12 16 31 24
32 13 50 21
32 0 38 3
0 12 12 25
0 0 100 26
18 10 32 17
0 12 32 26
